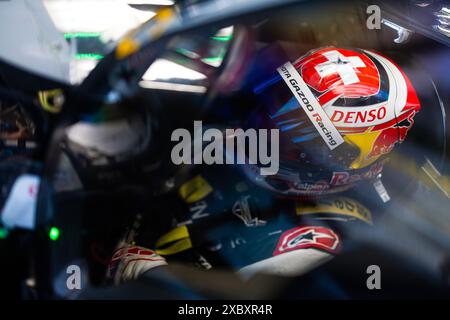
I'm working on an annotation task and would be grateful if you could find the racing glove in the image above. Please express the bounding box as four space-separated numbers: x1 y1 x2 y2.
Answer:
108 245 168 285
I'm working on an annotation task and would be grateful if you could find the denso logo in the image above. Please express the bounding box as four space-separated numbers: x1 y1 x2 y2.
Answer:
329 106 387 126
323 101 397 128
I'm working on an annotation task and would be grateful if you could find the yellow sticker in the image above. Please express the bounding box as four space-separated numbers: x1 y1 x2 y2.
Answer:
296 196 372 224
179 175 213 203
156 225 189 248
155 238 192 256
155 7 174 21
37 89 64 113
155 225 192 256
148 7 176 38
115 37 140 59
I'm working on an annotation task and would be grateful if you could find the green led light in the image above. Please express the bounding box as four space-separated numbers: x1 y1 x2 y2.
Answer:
201 46 227 64
0 227 8 239
75 53 104 60
64 32 101 39
211 35 233 42
49 227 60 241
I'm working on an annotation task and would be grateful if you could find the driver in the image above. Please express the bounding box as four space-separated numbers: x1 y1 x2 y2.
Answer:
107 46 422 284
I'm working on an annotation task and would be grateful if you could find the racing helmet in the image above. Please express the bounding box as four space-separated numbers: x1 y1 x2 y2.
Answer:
244 46 421 197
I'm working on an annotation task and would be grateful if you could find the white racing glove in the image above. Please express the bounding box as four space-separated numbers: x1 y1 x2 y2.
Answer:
108 245 168 285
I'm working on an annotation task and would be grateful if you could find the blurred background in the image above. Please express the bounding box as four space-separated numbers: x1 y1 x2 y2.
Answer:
0 0 449 300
